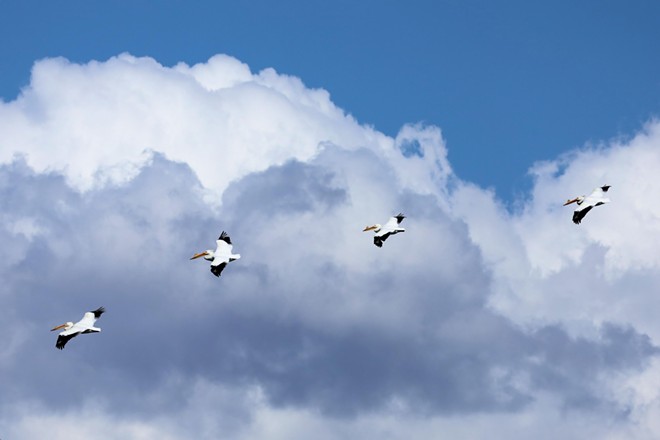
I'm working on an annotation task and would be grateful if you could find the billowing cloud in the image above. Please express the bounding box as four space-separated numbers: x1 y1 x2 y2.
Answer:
0 54 391 195
1 54 660 439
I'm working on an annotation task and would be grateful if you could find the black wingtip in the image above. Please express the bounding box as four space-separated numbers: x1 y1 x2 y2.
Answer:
218 231 232 244
92 307 105 318
395 213 405 223
55 334 71 350
572 206 591 224
601 185 611 192
210 262 227 277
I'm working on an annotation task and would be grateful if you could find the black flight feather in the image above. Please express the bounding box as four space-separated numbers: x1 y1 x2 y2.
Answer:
56 333 78 350
210 262 227 277
572 206 593 224
218 231 232 245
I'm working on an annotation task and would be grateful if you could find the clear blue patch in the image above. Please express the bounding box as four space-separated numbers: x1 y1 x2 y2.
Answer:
400 139 424 158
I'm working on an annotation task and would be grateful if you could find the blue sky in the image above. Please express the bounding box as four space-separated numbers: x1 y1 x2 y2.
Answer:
3 2 660 439
2 0 659 198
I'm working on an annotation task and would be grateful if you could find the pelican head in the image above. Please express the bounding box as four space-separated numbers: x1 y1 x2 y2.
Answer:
563 196 585 206
363 224 381 232
51 322 74 332
190 250 214 261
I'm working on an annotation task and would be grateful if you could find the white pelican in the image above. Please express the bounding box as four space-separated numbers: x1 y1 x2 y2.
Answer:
363 213 406 247
51 307 105 350
191 231 241 277
564 185 611 224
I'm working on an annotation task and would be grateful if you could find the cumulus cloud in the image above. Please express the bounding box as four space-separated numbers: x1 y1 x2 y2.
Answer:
453 121 660 339
1 54 660 439
0 54 390 195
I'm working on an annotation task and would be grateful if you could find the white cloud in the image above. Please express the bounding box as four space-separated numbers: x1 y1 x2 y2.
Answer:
0 53 660 439
452 120 660 340
0 53 394 196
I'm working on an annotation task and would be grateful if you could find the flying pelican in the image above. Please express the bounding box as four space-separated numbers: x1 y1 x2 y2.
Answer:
564 185 611 224
191 231 241 277
51 307 105 350
363 213 406 247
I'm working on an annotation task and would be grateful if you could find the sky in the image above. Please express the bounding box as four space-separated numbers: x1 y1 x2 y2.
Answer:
1 2 660 439
2 1 660 198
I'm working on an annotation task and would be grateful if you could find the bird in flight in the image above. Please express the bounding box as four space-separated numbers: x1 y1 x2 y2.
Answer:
191 231 241 277
51 307 105 350
363 213 406 247
563 185 611 224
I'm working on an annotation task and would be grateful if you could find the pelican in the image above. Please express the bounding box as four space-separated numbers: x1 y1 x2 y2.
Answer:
564 185 611 224
51 307 105 350
363 213 406 247
191 231 241 277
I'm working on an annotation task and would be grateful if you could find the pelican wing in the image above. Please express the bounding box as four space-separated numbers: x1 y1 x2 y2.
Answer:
377 215 406 237
583 187 610 207
55 322 88 350
572 206 593 224
78 313 96 328
56 332 80 350
76 307 105 329
381 216 401 232
588 187 605 198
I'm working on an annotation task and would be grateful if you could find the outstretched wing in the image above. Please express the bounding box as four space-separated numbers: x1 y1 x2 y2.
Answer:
77 307 104 328
584 186 611 207
572 206 593 224
588 187 607 198
375 231 401 247
56 331 80 350
382 216 400 231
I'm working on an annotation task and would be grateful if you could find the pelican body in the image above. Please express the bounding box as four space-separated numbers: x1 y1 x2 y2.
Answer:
363 213 406 247
564 185 611 224
51 307 105 350
191 231 241 277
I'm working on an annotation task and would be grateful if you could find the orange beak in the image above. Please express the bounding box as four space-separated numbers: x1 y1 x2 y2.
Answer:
51 323 67 332
563 198 579 206
363 225 377 232
190 251 208 260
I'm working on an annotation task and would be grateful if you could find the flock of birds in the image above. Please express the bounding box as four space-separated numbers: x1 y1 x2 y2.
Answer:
50 184 612 349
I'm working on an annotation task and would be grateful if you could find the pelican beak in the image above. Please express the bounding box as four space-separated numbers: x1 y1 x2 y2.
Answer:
51 323 67 332
563 198 579 206
190 251 207 260
363 225 377 232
